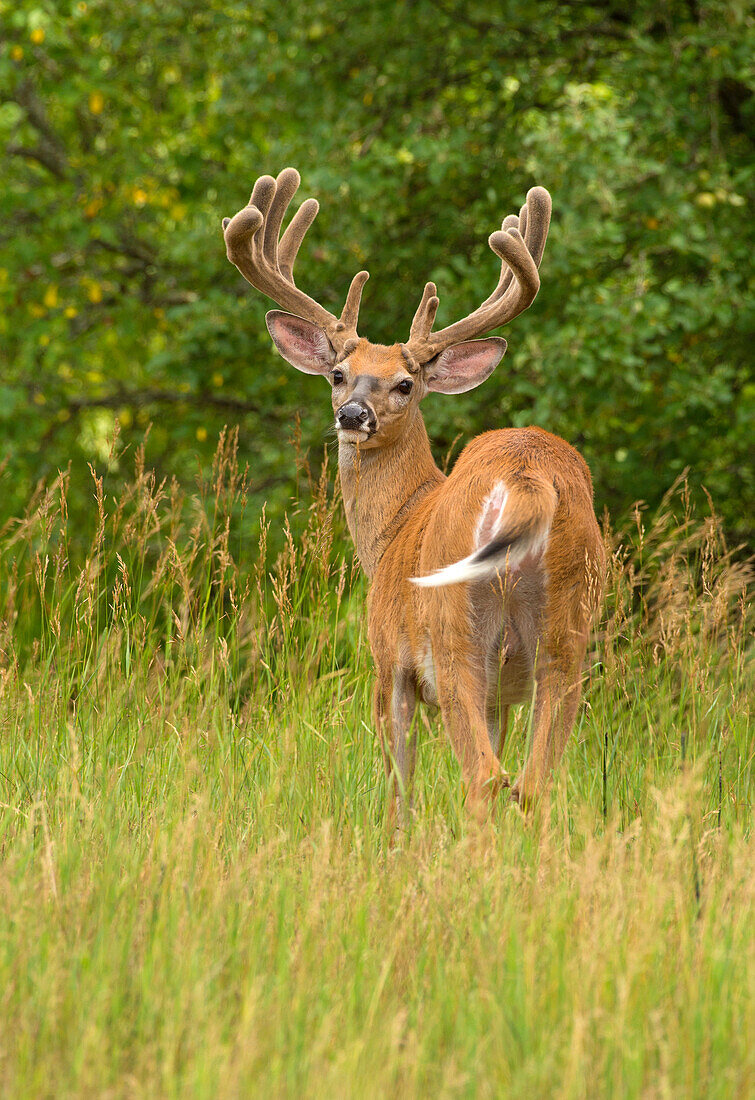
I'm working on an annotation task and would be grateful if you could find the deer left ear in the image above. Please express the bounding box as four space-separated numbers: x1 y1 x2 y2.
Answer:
424 337 507 394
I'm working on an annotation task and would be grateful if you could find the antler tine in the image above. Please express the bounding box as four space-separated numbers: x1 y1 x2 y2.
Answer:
486 186 551 324
480 190 545 310
247 175 277 290
405 186 551 364
339 271 370 332
263 167 300 272
223 168 370 353
487 227 540 320
409 281 440 341
518 186 549 270
480 212 522 309
278 198 319 282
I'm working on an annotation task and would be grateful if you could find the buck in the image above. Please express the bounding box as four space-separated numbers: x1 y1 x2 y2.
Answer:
222 168 604 819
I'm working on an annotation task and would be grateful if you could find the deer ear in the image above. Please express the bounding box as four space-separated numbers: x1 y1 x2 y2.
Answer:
265 310 336 375
424 337 507 394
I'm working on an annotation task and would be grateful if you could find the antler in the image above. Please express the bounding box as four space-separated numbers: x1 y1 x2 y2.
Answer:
222 168 369 359
404 186 551 365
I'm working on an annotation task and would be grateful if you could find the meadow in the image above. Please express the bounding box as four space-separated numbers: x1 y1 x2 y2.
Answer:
0 431 751 1098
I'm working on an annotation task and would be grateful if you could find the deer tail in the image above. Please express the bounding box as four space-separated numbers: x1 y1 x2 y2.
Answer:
410 476 557 588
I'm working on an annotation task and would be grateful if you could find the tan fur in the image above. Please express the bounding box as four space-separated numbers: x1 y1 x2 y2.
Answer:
335 343 605 820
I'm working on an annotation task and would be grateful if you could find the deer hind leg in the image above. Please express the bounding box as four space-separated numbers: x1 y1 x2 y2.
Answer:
511 539 603 810
375 666 418 830
511 642 587 811
433 646 510 816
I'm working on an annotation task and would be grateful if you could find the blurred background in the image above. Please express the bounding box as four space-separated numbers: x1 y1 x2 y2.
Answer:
1 0 753 548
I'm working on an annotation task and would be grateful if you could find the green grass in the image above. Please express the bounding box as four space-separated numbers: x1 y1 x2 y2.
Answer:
0 435 752 1098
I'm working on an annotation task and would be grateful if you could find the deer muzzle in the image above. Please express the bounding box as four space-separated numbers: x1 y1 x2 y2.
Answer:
336 401 375 433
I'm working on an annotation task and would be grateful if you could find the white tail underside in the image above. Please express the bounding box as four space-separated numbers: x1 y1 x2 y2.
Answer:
410 481 554 588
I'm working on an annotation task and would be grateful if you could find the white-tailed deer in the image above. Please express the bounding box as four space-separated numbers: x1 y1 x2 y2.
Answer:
222 168 605 820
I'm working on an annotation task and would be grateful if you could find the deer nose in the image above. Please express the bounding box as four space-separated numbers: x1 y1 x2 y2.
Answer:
337 402 370 430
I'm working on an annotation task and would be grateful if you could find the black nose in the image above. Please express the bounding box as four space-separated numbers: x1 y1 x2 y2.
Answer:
337 402 370 430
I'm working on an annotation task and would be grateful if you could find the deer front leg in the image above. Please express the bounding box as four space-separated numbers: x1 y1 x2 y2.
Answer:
375 667 418 831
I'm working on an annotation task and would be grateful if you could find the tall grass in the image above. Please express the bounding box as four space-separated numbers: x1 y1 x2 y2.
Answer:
0 432 752 1098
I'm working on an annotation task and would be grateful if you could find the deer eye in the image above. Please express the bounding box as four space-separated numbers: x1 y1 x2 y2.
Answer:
332 369 344 385
396 378 413 395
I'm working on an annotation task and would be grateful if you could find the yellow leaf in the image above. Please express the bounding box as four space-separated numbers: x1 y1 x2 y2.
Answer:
132 188 148 206
196 427 208 442
87 282 103 303
43 285 58 309
64 306 78 319
89 90 104 115
30 27 45 44
34 392 47 405
11 45 24 61
211 372 224 388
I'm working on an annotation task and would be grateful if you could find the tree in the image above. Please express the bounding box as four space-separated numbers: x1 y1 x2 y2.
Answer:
1 0 752 546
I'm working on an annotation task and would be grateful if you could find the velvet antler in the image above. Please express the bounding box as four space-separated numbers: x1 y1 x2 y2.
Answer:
222 168 369 358
404 186 551 365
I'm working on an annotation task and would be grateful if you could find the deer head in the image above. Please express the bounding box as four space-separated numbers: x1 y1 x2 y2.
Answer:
222 168 551 450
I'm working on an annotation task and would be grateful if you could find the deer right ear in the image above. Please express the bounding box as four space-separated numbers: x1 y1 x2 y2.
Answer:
265 310 336 375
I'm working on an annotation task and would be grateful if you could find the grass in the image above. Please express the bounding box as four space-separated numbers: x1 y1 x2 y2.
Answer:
0 431 752 1098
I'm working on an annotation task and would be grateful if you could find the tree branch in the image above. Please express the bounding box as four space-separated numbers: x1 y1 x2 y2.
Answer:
7 141 67 179
11 80 69 177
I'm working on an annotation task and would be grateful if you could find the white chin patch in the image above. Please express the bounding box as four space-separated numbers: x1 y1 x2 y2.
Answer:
337 427 370 443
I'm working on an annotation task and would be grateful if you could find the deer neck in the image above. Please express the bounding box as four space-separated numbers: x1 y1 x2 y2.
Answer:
338 411 442 578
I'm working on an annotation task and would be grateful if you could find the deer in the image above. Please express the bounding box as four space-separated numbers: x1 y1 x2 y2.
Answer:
222 168 605 823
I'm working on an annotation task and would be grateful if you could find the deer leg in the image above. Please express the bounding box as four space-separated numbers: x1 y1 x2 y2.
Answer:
435 655 510 816
373 675 391 776
511 655 585 810
379 667 418 830
511 539 603 811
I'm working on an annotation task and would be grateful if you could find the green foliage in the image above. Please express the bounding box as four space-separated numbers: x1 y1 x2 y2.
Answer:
1 0 753 544
0 448 752 1095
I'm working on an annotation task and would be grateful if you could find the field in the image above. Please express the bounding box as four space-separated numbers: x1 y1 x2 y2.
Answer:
0 435 752 1098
